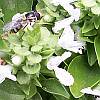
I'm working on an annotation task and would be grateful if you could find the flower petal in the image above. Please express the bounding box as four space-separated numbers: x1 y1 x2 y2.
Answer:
47 56 62 70
81 87 100 96
0 75 5 83
61 51 72 61
52 17 74 33
0 64 16 83
47 52 71 70
7 75 17 81
54 67 74 86
12 55 23 66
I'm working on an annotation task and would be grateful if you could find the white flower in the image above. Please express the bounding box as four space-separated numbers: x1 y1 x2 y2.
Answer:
54 67 74 86
52 17 74 33
51 0 77 6
81 87 100 96
58 26 85 54
12 55 23 66
60 3 80 21
47 56 62 70
51 0 80 21
47 52 72 70
0 65 16 83
96 97 100 100
47 52 74 86
72 8 80 21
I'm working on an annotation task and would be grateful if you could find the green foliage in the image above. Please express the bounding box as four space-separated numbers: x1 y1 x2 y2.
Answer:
68 55 100 98
41 78 70 99
87 42 97 66
0 0 33 22
0 0 100 100
22 64 41 74
94 36 100 66
0 80 25 100
17 71 31 84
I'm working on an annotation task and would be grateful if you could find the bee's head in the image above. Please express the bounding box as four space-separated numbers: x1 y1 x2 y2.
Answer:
34 11 40 20
25 11 40 21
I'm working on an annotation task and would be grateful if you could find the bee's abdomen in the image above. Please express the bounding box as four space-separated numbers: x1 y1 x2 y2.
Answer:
11 22 22 33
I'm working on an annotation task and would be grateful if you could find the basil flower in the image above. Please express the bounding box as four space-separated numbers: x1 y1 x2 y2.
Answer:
0 65 16 83
47 52 74 86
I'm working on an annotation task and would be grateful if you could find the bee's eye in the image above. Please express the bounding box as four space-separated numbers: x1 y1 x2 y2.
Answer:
34 12 40 20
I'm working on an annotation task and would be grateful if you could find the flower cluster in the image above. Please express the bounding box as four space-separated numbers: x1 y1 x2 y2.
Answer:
0 64 16 83
52 0 85 54
45 0 86 87
47 52 74 86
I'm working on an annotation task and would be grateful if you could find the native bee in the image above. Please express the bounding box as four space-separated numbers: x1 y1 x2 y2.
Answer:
3 11 40 33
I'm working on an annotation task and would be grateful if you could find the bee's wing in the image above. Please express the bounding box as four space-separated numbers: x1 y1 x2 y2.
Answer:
3 22 14 32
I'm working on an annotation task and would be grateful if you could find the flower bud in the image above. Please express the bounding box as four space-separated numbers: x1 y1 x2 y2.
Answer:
43 14 55 22
12 55 23 66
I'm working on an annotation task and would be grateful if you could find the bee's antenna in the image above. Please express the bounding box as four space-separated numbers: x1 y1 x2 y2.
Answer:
32 0 39 11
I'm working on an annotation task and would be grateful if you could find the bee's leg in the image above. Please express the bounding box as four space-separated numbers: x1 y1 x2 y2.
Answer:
2 32 9 40
22 22 28 29
0 58 6 65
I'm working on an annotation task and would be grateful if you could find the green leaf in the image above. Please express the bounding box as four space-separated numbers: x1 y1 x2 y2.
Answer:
26 83 37 99
0 79 25 100
22 64 41 74
81 0 96 7
13 46 31 56
78 95 94 100
45 7 59 17
0 20 4 33
93 16 100 29
7 34 21 45
31 45 43 52
94 36 100 66
20 83 37 99
80 36 94 43
20 84 30 95
43 14 55 22
22 41 29 48
47 34 58 48
32 77 42 87
91 3 100 15
0 9 4 18
0 37 10 52
17 71 31 84
38 27 51 45
40 63 55 77
23 25 41 45
53 94 68 100
36 0 46 16
87 43 97 66
97 0 100 3
32 93 43 100
40 27 50 40
0 0 33 22
42 0 57 11
41 78 70 99
40 49 55 59
68 55 100 98
82 20 94 33
27 54 42 64
83 30 97 36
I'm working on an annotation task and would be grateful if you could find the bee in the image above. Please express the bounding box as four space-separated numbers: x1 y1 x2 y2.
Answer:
3 11 40 34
